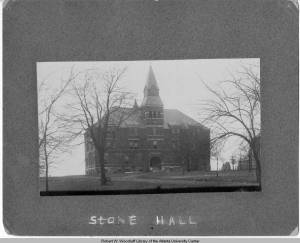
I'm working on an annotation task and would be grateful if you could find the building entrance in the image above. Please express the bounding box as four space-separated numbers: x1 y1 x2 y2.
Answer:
150 157 162 171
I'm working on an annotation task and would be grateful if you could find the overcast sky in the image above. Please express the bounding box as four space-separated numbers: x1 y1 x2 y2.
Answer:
37 58 260 176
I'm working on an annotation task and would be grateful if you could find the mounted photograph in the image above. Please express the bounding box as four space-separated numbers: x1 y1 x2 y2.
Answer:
38 58 260 195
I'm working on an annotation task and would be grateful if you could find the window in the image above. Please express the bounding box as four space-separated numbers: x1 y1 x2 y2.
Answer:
107 128 116 139
86 137 93 151
129 141 134 149
111 131 116 139
129 141 139 149
134 142 139 149
130 127 138 136
172 141 177 149
88 155 92 167
153 127 157 135
87 156 90 167
87 141 93 151
172 128 180 134
145 111 163 119
153 141 158 149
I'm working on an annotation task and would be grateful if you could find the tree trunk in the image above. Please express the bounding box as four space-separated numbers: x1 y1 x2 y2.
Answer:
44 144 49 192
253 151 261 187
248 152 252 172
250 140 261 187
187 156 191 171
45 161 49 192
96 148 107 185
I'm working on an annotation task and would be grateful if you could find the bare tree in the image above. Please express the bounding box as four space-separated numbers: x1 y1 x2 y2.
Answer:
62 67 135 185
210 139 224 176
38 68 76 191
200 64 261 184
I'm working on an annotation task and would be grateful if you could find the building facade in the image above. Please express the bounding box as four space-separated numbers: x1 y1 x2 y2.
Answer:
85 67 210 175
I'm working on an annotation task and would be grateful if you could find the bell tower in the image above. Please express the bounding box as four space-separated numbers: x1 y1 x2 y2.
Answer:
141 66 164 126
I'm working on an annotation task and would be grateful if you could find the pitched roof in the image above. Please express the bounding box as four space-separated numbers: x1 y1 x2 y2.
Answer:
108 107 141 127
108 107 208 130
164 109 203 128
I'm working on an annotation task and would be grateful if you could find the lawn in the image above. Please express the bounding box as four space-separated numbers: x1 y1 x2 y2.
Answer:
40 170 258 192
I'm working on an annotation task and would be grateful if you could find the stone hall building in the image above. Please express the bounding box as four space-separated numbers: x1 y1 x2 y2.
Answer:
85 67 210 175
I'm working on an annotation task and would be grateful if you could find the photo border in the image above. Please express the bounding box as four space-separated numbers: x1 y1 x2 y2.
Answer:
3 0 298 236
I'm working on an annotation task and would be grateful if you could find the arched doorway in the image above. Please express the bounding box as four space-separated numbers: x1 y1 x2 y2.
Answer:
150 157 161 171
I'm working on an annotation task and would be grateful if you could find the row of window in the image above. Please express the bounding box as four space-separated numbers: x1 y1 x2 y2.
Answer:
87 140 197 152
87 127 188 144
107 126 189 136
87 140 161 150
86 127 200 151
129 140 158 149
129 127 163 136
144 111 163 119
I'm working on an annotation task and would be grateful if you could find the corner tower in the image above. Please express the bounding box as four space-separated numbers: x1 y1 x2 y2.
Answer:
141 66 164 126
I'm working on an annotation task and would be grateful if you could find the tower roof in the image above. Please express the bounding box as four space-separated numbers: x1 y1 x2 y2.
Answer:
145 65 159 90
142 66 164 107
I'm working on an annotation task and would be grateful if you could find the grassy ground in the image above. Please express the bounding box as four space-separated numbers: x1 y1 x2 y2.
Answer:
40 170 258 192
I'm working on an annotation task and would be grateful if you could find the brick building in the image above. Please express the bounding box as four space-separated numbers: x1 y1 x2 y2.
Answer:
85 66 210 175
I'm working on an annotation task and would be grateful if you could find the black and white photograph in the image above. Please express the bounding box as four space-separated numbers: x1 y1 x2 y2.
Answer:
38 58 260 194
3 0 298 237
